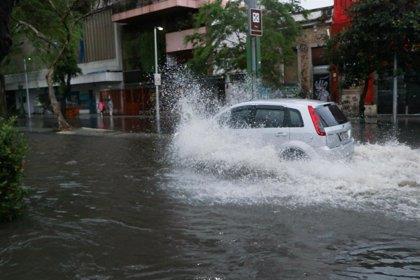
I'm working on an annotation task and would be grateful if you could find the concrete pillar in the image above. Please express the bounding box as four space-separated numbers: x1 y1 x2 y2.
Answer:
113 23 123 73
113 23 125 115
297 43 311 98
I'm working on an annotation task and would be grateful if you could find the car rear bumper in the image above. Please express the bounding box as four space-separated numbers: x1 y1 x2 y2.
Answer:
316 138 355 160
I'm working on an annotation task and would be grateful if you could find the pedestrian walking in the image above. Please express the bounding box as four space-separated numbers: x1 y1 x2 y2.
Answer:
107 95 114 117
98 99 106 117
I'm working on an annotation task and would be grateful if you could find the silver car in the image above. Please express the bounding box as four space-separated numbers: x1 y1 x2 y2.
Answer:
215 99 354 160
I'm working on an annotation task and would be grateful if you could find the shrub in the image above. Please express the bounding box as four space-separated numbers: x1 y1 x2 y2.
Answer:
0 118 28 222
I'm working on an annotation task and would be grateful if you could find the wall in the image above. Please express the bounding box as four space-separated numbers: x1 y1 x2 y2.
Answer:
295 24 330 97
83 8 117 62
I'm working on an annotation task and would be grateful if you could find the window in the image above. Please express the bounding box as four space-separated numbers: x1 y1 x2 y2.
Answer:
254 108 285 128
229 107 254 129
316 104 348 127
288 109 304 127
311 47 328 66
217 110 231 126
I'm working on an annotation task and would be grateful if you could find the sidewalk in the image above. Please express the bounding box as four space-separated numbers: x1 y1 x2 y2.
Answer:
17 114 168 134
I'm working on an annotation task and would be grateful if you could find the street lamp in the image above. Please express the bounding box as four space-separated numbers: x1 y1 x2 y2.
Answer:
153 26 163 134
23 57 32 119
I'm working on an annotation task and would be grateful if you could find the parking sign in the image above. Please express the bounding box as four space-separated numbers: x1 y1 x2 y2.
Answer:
250 9 262 36
154 73 161 86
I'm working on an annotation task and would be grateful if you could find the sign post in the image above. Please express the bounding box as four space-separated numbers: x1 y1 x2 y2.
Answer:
154 73 161 86
250 9 262 36
154 27 162 134
246 2 262 99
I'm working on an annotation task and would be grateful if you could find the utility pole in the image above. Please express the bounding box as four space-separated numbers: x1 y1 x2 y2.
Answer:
23 58 31 119
245 0 262 99
392 53 398 124
154 26 163 134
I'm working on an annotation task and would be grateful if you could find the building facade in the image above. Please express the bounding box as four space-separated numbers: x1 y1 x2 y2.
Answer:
5 7 124 116
8 1 416 117
284 7 333 101
111 0 205 82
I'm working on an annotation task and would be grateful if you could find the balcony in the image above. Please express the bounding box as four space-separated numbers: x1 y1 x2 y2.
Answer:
165 27 205 53
4 59 123 91
112 0 206 22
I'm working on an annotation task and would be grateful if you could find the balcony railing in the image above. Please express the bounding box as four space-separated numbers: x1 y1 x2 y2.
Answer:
112 0 165 14
165 27 206 53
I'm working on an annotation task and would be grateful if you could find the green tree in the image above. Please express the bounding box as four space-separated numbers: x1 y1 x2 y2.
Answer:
53 46 82 116
0 0 18 63
187 0 248 75
327 0 419 117
0 0 20 117
186 0 303 88
0 118 27 222
12 0 98 130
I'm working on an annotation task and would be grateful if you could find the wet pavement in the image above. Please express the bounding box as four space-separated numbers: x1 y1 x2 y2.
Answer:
18 114 172 134
1 117 419 279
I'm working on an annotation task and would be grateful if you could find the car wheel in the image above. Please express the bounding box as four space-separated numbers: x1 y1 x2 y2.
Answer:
281 148 309 161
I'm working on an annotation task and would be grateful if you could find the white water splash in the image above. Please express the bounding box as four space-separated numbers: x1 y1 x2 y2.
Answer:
166 71 420 219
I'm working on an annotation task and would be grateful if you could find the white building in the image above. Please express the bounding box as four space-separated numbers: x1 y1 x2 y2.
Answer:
5 7 124 115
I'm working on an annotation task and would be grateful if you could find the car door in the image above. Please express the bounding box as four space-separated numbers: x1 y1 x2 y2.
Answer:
250 105 289 148
287 107 311 143
229 106 255 129
228 106 256 144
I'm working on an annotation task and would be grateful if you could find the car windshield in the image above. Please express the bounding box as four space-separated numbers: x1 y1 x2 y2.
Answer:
316 104 348 127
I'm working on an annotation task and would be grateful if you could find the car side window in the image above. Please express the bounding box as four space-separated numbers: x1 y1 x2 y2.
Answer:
229 107 254 129
217 110 231 126
288 108 304 127
254 108 285 128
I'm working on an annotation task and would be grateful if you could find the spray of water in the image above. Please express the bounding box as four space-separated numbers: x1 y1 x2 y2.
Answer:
165 69 420 219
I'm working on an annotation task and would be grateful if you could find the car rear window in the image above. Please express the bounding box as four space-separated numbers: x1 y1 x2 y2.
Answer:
316 104 348 127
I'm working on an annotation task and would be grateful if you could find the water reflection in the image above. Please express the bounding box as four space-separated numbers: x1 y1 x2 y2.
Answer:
352 118 420 148
18 115 157 133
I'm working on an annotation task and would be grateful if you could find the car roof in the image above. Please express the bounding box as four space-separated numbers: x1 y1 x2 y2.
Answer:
230 98 331 109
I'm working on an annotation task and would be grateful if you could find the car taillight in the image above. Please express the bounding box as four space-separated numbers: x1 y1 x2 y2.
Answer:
308 105 326 136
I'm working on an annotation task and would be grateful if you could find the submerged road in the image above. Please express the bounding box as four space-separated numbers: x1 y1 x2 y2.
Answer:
0 119 419 279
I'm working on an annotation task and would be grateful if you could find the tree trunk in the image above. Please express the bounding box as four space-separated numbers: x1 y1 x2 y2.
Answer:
0 74 7 117
60 90 66 116
62 74 72 115
359 76 370 121
46 69 71 130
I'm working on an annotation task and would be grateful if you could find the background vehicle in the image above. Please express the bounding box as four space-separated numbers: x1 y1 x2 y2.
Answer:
215 99 354 160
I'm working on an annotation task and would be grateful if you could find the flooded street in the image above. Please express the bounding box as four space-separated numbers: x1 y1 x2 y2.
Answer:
2 0 419 278
0 118 419 280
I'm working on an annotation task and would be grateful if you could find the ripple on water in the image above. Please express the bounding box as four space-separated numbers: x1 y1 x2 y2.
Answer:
59 181 84 189
333 240 420 279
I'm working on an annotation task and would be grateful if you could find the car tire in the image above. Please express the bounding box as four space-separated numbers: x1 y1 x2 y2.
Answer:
281 148 309 161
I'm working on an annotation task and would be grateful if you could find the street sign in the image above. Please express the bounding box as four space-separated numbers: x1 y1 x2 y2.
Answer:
154 73 161 86
249 8 262 36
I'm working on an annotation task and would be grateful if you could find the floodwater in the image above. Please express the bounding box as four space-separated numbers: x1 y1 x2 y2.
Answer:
0 117 419 280
4 77 420 279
